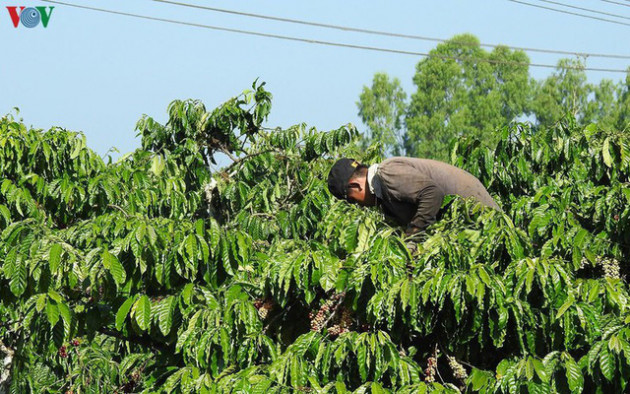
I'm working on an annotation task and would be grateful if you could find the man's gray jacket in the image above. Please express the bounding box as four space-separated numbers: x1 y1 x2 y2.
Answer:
371 157 499 234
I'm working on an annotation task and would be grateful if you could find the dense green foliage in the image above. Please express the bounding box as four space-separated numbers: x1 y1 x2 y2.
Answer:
1 83 630 393
358 34 630 160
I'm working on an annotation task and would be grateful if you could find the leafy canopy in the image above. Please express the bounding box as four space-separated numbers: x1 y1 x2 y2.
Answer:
1 82 630 393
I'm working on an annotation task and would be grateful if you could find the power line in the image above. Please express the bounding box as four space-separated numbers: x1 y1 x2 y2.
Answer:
600 0 630 9
533 0 630 20
152 0 630 60
39 0 629 73
508 0 630 27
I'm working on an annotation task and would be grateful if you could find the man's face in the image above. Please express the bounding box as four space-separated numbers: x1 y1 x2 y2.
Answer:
347 184 368 206
346 174 375 207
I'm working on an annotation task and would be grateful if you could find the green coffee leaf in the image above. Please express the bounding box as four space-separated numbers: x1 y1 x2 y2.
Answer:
116 297 135 331
134 295 152 331
49 244 62 274
103 250 126 285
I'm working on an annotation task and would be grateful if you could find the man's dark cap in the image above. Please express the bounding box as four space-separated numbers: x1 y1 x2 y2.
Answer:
327 158 360 200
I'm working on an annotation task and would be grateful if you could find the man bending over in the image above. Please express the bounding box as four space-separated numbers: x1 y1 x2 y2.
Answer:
327 157 499 250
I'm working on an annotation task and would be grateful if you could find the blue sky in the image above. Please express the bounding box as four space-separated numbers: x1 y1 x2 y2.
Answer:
2 0 629 163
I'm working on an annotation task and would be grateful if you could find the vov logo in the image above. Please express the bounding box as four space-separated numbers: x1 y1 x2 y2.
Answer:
6 6 54 28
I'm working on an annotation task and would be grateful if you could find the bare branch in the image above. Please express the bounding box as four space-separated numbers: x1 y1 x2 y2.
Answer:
250 212 276 220
219 146 238 163
107 204 130 218
223 149 278 173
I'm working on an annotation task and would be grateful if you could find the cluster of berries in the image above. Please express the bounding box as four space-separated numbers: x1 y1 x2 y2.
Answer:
327 325 346 336
580 256 622 279
254 298 274 320
58 338 81 359
120 366 144 393
327 306 353 336
424 355 437 383
309 301 332 332
600 258 621 279
309 292 345 332
447 355 468 381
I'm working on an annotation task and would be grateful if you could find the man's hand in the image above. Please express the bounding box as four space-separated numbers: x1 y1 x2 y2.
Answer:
404 226 423 256
405 241 418 255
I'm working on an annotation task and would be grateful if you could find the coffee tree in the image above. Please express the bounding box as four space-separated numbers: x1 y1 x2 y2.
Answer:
1 82 629 393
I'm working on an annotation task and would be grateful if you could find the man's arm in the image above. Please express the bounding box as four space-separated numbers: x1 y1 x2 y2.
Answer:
405 182 445 235
401 182 444 254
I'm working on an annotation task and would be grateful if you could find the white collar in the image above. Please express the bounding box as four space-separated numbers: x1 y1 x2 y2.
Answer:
367 163 382 199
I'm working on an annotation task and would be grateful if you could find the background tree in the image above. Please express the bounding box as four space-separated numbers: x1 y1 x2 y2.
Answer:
358 35 630 160
531 58 590 128
614 70 630 130
405 34 532 161
582 79 620 129
357 72 407 156
532 59 630 130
